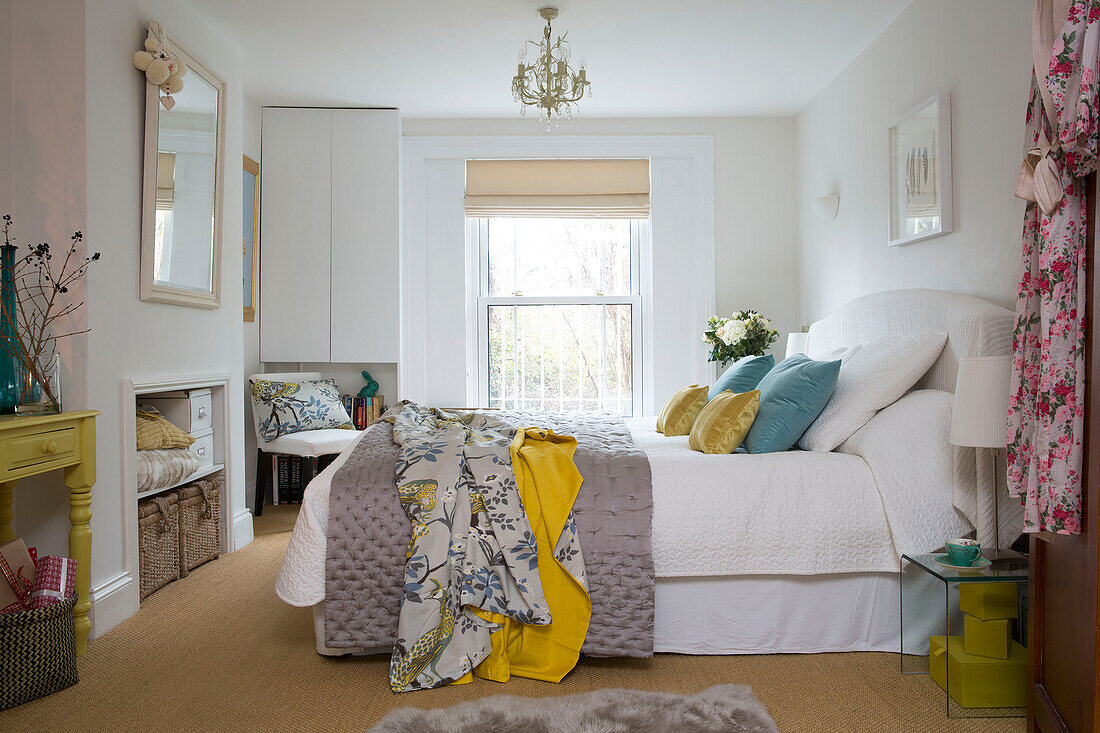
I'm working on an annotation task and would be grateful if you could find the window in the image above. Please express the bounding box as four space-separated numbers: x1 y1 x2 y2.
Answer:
474 217 643 415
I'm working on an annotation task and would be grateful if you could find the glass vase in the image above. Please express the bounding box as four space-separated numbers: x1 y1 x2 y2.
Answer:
0 244 19 413
15 353 60 415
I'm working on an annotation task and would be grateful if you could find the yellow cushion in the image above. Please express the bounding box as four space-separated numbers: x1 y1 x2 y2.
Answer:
655 384 709 435
689 390 760 454
136 410 195 450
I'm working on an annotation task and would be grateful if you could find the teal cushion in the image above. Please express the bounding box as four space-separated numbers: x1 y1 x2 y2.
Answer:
743 354 841 453
709 354 775 401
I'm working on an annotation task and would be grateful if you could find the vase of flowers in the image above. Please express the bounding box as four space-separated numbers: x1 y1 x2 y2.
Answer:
0 215 99 415
702 310 779 367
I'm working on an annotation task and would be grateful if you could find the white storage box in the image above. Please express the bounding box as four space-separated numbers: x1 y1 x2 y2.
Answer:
188 428 214 471
142 389 212 434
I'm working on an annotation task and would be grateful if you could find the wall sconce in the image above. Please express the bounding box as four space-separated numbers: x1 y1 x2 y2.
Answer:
812 195 840 221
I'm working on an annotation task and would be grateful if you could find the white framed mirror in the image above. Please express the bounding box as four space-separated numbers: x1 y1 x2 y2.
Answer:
140 30 226 308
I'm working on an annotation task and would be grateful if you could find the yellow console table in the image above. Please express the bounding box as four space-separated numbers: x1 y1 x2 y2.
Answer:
0 410 97 656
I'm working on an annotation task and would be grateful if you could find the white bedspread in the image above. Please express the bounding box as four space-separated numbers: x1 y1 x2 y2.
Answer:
275 391 971 606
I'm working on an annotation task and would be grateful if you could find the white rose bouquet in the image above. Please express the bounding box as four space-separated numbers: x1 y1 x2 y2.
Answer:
702 310 779 366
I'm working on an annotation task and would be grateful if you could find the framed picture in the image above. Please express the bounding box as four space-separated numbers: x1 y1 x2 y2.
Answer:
243 154 259 321
888 92 952 247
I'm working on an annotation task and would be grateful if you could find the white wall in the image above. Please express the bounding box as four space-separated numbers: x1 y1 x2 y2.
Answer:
7 0 89 564
795 0 1032 323
0 0 11 216
83 0 247 637
404 118 799 352
243 96 260 506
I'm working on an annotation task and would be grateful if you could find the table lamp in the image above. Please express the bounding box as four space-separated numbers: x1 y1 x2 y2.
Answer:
786 332 808 360
950 356 1023 568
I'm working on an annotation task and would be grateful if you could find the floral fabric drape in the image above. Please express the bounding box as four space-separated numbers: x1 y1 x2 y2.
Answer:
1008 0 1100 535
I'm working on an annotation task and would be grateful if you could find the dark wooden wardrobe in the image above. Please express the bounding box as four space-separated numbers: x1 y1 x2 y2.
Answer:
1028 174 1100 732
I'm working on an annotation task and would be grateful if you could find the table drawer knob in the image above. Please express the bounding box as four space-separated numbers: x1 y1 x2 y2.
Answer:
41 440 57 454
197 406 207 418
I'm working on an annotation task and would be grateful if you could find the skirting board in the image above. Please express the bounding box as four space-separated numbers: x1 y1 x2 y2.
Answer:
232 507 254 551
88 570 136 641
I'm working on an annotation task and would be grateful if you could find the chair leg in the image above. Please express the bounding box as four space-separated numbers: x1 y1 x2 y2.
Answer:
254 450 271 517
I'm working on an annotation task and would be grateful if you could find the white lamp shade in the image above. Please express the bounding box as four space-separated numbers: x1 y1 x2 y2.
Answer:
786 332 809 360
950 356 1012 448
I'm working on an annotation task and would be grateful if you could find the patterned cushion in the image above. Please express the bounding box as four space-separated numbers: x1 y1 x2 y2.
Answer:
655 384 709 435
250 378 354 442
689 390 760 454
135 410 194 450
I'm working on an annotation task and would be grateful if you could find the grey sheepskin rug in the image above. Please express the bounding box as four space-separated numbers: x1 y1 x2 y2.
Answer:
368 684 778 733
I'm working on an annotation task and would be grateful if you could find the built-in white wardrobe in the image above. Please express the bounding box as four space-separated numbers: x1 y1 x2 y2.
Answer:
259 107 399 363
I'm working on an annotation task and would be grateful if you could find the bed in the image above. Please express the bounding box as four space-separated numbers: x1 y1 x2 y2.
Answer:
275 288 1017 656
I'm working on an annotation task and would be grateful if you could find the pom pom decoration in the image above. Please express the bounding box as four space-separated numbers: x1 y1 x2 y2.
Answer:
132 20 185 110
132 50 152 72
145 59 170 85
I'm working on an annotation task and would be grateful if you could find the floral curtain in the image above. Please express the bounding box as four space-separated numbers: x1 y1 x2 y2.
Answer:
1008 0 1100 535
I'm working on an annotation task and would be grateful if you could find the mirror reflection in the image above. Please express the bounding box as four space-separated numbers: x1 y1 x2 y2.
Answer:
153 69 218 294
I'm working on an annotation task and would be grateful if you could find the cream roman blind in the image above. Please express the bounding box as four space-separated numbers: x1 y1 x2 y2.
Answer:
465 158 650 218
156 152 176 211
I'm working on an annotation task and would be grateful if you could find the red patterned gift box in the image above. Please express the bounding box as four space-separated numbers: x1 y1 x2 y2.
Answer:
0 538 35 613
27 556 76 610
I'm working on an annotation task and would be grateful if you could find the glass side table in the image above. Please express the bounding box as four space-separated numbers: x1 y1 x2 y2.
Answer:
900 553 1028 719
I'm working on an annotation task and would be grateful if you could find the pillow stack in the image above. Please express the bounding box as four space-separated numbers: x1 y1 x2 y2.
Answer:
653 331 946 455
798 332 947 451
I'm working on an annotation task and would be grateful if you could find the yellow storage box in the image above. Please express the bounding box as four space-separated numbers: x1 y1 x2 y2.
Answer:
963 613 1011 660
929 635 1026 708
958 582 1018 621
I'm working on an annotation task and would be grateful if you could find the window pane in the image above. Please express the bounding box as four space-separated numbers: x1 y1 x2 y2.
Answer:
486 218 632 297
488 304 633 415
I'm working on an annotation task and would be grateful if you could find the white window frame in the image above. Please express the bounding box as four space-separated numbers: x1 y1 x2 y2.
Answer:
470 217 647 415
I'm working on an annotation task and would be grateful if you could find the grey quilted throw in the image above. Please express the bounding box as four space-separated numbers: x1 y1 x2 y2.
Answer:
325 407 654 658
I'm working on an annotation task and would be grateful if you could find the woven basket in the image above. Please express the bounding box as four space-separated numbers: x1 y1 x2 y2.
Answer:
178 478 221 575
0 594 78 710
138 493 179 599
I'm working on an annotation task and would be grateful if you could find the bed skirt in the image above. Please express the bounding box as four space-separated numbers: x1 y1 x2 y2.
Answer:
310 572 943 657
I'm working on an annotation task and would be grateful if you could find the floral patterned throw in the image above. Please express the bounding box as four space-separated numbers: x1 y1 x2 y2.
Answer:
386 403 586 692
1008 0 1100 534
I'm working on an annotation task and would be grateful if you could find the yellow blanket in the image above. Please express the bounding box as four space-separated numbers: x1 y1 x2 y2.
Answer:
470 427 591 683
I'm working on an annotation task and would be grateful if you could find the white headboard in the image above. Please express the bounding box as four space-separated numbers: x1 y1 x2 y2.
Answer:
804 289 1014 393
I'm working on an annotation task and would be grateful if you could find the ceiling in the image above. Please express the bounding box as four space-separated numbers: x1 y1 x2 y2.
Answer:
186 0 915 118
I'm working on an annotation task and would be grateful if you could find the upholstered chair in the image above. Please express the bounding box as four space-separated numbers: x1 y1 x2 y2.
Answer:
249 371 362 516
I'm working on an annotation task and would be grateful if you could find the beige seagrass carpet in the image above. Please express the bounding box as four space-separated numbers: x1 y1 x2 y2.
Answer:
0 506 1025 732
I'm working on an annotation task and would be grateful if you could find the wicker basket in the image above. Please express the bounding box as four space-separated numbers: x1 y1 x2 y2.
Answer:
178 478 221 575
0 594 78 710
138 493 179 599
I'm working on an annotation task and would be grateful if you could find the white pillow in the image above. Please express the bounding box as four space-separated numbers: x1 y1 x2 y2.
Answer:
798 332 948 452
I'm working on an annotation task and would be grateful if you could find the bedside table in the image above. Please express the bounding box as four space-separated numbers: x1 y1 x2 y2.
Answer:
0 410 97 655
900 553 1027 719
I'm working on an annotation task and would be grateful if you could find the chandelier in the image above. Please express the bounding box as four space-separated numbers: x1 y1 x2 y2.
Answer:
512 7 591 127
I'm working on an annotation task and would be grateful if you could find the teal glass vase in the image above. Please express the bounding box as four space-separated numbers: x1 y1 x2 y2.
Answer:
0 244 19 414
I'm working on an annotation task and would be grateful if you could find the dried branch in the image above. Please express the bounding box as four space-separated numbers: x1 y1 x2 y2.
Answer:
0 216 100 411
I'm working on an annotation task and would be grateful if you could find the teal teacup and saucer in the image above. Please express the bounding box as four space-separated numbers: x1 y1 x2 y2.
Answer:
934 538 990 572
